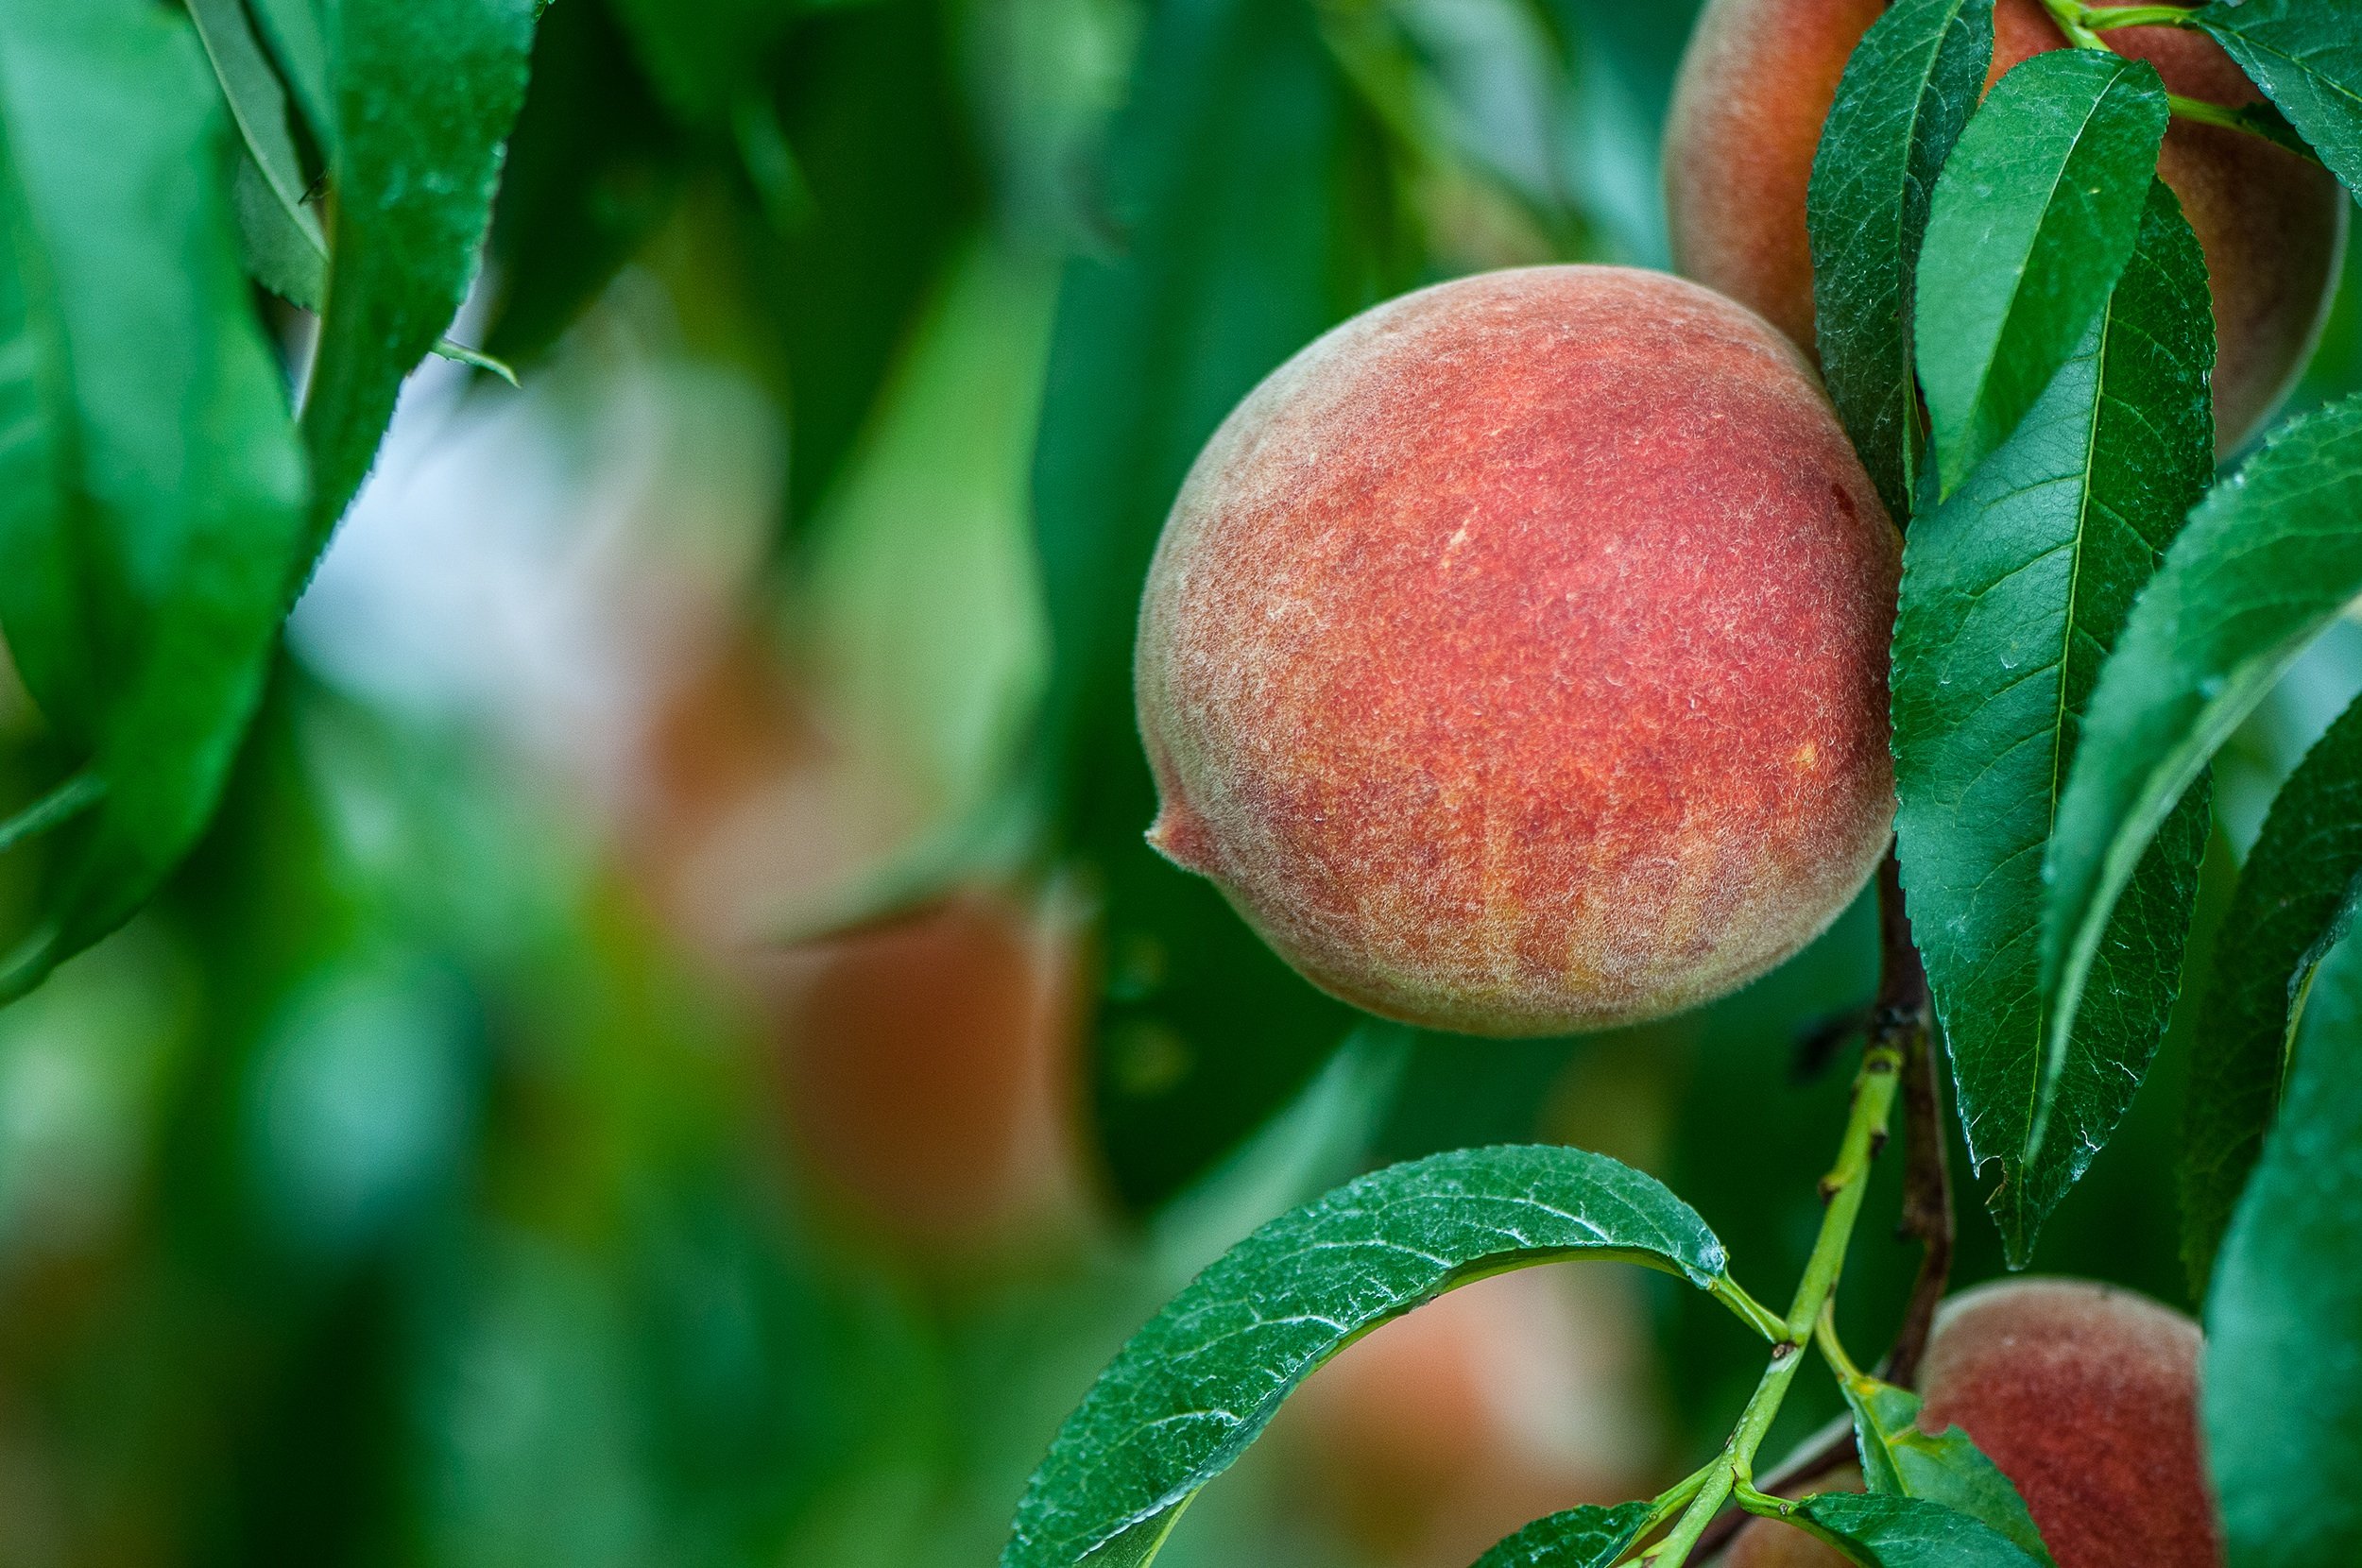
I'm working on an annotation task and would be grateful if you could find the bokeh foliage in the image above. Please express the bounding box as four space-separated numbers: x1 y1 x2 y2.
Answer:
0 1 2356 1565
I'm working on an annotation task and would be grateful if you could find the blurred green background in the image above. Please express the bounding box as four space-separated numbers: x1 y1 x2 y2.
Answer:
0 1 2355 1564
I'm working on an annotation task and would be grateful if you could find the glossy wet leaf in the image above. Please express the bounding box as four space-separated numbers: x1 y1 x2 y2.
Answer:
0 0 307 998
1001 1146 1728 1568
2194 0 2362 198
2040 395 2362 1163
300 0 537 554
1790 1491 2051 1568
2203 927 2362 1568
1893 180 2214 1262
1840 1378 2053 1563
1467 1501 1652 1568
1915 48 2167 496
2182 690 2362 1294
1806 0 1995 520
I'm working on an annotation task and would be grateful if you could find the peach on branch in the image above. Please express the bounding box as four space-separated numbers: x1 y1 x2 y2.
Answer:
1135 265 1897 1036
1664 0 2348 452
1718 1278 2221 1568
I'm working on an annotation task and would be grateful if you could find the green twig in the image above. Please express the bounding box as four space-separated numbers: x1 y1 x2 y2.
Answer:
1673 856 1927 1564
1814 1298 1869 1387
1646 1040 1904 1567
1640 1459 1723 1536
1713 1277 1791 1343
2081 5 2201 29
2034 0 2327 164
2167 94 2329 166
2037 0 2109 49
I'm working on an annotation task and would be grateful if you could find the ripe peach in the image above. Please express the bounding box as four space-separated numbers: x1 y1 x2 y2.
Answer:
1664 0 2348 452
760 886 1096 1256
1135 266 1897 1035
1913 1278 2219 1567
1717 1278 2220 1568
1281 1267 1660 1568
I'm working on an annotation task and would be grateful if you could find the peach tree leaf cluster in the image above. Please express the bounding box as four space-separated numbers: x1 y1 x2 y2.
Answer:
0 0 538 1004
1806 0 1994 520
1892 178 2215 1264
1000 1146 1727 1568
2182 690 2362 1294
1914 47 2168 498
2194 0 2362 199
0 0 306 1003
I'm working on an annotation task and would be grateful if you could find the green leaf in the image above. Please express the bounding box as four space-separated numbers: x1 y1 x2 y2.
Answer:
2039 395 2362 1162
1033 0 1390 1214
1915 48 2168 496
1000 1146 1728 1568
1466 1501 1652 1568
2194 0 2362 199
1893 179 2215 1261
1788 1491 2052 1568
229 149 326 311
1839 1378 2054 1564
2202 925 2362 1568
299 0 537 554
186 0 325 280
1806 0 1995 520
0 0 307 998
193 0 507 378
248 0 330 148
2182 690 2362 1294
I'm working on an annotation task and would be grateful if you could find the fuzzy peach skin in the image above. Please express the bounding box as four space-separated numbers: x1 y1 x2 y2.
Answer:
1133 266 1898 1036
1717 1278 2221 1568
1664 0 2348 453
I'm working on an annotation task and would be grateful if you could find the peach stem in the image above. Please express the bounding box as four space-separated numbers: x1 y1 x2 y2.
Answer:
2033 0 2328 165
1643 1035 1905 1567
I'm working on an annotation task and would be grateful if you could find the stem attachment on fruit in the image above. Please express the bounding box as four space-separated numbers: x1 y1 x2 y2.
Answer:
2033 0 2329 165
